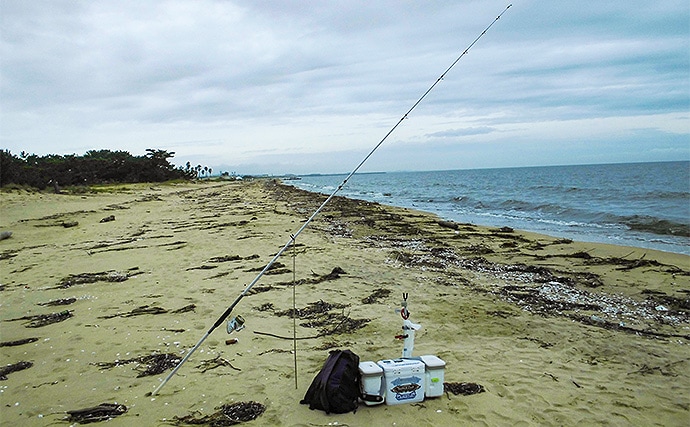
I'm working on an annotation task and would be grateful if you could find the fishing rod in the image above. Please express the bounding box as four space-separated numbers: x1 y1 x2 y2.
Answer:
151 3 512 396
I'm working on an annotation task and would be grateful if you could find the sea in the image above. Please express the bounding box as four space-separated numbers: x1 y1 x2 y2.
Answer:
287 161 690 256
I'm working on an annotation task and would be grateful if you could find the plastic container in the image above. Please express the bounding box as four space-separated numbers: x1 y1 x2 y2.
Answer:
358 361 384 406
418 355 446 398
377 358 425 405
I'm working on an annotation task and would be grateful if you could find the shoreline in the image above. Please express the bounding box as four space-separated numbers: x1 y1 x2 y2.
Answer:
1 179 688 426
287 164 690 257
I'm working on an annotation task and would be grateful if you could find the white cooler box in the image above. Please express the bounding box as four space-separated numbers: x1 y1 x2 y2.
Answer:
358 361 384 406
418 355 446 398
377 358 425 405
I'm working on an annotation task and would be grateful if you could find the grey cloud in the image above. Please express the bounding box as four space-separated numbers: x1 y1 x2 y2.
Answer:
1 0 688 172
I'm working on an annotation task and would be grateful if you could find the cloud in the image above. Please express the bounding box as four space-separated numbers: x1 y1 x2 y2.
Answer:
426 127 496 138
1 0 688 173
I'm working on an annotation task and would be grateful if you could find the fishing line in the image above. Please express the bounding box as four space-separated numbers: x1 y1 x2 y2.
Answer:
151 3 512 396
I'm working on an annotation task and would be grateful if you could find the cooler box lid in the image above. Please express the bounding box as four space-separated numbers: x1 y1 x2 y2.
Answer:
359 361 383 375
377 358 425 372
419 355 446 368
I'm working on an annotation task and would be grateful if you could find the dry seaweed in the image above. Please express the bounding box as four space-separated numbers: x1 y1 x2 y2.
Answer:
0 250 17 261
38 297 77 307
436 220 459 230
173 401 266 426
99 305 168 319
54 269 137 289
256 302 369 339
6 310 73 328
0 337 39 347
628 359 687 377
254 302 275 312
186 264 218 271
444 382 485 396
273 266 347 287
274 300 348 318
318 266 346 281
93 353 182 377
0 361 33 380
172 304 197 314
362 288 392 304
195 355 241 373
300 312 369 333
100 215 116 223
65 403 127 424
494 281 690 339
245 262 287 273
573 314 690 340
457 256 605 288
208 255 242 263
500 285 601 314
98 302 192 318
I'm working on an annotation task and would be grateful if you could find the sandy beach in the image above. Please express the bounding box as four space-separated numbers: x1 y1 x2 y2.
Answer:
1 179 688 426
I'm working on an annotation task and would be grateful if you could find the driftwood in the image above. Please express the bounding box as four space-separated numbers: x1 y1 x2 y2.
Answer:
0 361 33 380
0 337 39 347
195 354 241 373
38 297 77 307
65 403 127 424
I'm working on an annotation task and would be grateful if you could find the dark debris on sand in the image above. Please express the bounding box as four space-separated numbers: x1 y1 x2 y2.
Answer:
444 382 485 396
64 403 127 424
273 300 370 335
5 310 73 328
38 297 77 307
54 269 139 289
93 353 182 377
0 361 33 380
173 401 266 426
0 337 39 347
361 287 392 304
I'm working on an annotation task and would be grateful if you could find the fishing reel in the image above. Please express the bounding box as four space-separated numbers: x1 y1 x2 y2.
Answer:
226 315 245 334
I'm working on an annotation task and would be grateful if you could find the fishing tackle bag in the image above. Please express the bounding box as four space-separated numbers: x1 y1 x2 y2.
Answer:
300 349 361 414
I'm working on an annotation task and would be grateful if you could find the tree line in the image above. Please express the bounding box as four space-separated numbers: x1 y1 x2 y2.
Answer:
0 148 212 190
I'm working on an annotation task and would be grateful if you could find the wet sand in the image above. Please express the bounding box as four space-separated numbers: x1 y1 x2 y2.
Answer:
1 179 688 426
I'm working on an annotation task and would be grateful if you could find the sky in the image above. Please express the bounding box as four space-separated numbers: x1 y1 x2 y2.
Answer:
1 1 688 175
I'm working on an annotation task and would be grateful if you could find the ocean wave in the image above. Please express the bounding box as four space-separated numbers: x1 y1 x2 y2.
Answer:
530 184 589 194
623 216 690 237
627 190 690 201
291 162 689 254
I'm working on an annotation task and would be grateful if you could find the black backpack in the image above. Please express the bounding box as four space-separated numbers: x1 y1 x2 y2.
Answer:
300 349 362 414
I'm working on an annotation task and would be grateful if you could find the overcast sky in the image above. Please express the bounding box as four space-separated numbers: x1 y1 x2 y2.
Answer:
1 1 688 174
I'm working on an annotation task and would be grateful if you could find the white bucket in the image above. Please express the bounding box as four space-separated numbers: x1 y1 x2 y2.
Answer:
358 361 384 405
418 355 446 398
